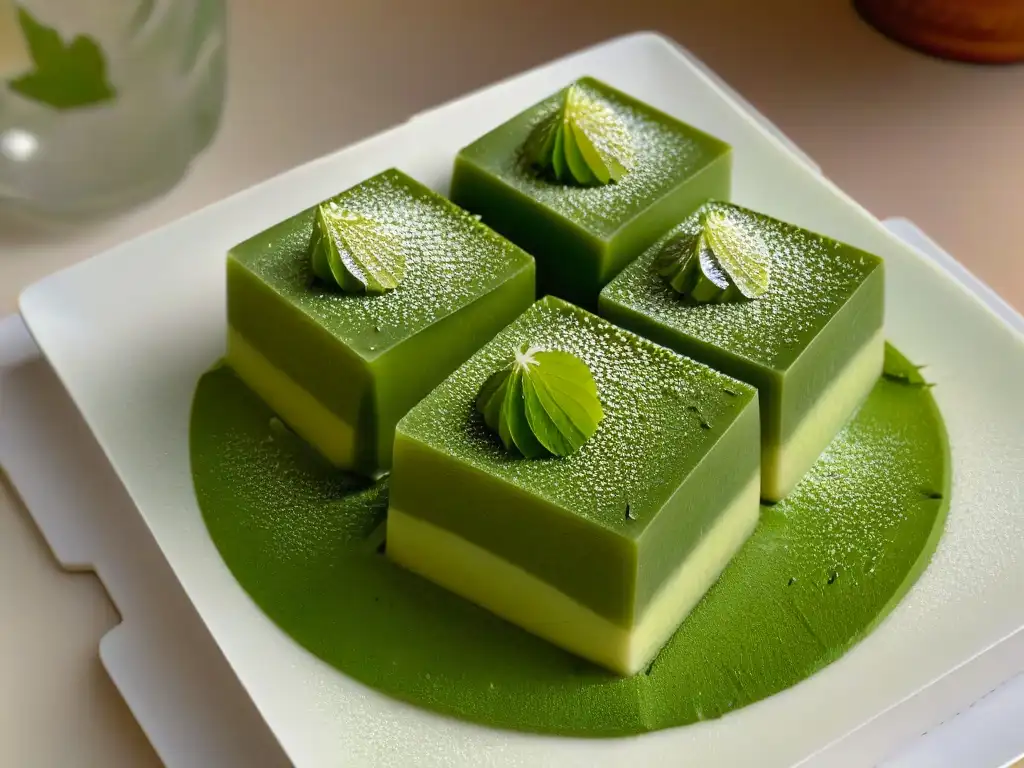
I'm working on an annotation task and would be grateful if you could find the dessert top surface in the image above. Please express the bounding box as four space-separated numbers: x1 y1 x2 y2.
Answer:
456 77 730 240
397 296 757 536
601 201 884 370
229 168 533 360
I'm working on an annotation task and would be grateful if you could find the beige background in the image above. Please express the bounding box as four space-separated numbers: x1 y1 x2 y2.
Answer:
1 0 1022 765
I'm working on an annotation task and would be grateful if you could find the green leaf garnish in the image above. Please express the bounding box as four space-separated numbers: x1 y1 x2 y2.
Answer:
309 202 406 295
882 346 933 388
655 209 771 303
476 344 604 458
524 82 634 186
7 6 116 110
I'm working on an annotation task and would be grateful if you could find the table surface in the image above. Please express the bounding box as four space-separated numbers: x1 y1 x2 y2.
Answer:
1 1 1022 765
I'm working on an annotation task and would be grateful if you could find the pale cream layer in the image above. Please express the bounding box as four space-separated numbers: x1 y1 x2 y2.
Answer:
226 328 355 468
762 329 884 502
387 472 760 676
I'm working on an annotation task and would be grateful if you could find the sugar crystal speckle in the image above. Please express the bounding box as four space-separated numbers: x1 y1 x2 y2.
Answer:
463 78 728 240
603 201 881 369
398 297 757 530
230 169 532 358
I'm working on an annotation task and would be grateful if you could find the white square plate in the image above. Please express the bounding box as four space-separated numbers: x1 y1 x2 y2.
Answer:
17 33 1024 767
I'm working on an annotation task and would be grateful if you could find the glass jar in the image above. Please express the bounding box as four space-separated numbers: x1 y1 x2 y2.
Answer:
0 0 226 215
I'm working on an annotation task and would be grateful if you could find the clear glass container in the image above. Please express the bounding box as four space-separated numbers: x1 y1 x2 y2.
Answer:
0 0 226 215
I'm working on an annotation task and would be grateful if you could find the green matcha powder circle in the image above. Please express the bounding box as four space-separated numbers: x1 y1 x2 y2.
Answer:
190 343 948 737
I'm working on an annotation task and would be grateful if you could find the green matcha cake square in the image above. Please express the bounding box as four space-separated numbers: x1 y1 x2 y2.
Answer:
387 296 760 675
226 168 535 477
599 200 884 502
449 77 731 310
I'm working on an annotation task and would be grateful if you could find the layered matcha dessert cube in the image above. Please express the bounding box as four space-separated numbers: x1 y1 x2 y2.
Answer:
599 201 884 502
226 168 535 477
387 296 761 675
450 77 731 310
